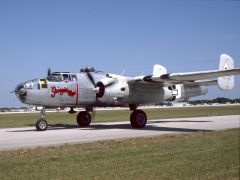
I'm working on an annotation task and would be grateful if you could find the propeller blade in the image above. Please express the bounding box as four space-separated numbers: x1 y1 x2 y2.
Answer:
105 81 116 88
86 72 96 87
47 68 51 76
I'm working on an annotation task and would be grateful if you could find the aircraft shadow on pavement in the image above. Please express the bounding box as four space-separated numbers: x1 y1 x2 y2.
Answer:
148 120 212 124
8 119 212 133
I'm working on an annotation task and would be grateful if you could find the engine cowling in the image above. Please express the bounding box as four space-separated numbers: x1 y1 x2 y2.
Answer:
95 78 116 98
96 79 129 104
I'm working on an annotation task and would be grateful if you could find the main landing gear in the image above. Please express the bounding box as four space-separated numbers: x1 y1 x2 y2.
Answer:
74 105 147 128
76 111 92 127
75 105 147 128
129 104 147 128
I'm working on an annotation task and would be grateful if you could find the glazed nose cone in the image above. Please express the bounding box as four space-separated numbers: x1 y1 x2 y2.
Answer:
15 82 27 102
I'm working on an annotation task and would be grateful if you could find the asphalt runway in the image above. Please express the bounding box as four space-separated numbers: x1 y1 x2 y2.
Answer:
0 115 239 151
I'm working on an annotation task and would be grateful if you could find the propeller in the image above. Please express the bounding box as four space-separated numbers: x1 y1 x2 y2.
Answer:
84 71 116 99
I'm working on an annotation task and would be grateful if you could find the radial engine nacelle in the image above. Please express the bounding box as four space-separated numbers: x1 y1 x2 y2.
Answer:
167 84 207 101
97 80 129 104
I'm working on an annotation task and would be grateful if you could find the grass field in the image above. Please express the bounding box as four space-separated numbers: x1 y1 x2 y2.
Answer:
0 105 239 128
0 128 239 179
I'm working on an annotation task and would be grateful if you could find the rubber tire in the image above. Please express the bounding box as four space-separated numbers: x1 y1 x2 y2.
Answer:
77 111 91 127
36 119 48 131
130 110 147 128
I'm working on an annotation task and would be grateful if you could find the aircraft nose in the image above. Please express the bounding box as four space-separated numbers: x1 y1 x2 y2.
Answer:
15 83 27 101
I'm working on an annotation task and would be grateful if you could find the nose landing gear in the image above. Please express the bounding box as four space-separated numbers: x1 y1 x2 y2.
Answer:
35 107 93 131
35 107 48 131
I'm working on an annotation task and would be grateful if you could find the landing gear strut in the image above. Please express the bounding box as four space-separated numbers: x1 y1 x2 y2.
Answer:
129 104 147 128
68 107 77 114
35 107 48 131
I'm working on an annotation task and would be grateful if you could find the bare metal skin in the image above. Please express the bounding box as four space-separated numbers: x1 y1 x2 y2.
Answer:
14 54 240 131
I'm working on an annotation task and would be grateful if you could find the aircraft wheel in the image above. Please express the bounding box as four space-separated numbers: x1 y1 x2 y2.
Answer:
35 119 48 131
130 110 147 128
77 111 91 127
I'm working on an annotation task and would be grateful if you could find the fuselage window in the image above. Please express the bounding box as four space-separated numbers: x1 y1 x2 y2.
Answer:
40 79 48 88
62 74 70 81
32 82 40 89
71 74 78 81
42 84 47 88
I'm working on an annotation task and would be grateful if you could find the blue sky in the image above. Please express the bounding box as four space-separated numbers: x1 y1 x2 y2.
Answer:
0 0 239 107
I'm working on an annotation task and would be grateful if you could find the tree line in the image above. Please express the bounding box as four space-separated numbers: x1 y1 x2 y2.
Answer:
188 97 240 105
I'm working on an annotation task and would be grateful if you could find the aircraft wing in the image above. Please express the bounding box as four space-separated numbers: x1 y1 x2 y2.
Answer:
131 68 240 85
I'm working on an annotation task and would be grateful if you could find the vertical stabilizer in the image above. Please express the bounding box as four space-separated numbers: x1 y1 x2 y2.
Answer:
153 64 167 76
218 54 234 91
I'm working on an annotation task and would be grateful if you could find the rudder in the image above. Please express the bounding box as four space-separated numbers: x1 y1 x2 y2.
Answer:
218 54 234 91
153 64 167 76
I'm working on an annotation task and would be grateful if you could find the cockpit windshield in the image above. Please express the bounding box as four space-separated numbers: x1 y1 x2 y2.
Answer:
47 72 78 82
47 73 62 82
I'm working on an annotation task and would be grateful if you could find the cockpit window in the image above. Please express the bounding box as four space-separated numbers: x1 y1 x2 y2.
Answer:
47 72 77 82
47 73 62 82
71 74 77 81
62 74 70 81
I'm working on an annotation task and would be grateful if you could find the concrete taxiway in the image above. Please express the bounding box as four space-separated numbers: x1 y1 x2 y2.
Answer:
0 115 239 150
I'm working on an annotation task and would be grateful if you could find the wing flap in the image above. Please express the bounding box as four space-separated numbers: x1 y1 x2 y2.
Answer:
186 80 217 87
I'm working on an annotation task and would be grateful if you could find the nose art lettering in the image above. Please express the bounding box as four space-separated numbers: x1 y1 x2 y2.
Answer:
51 86 76 97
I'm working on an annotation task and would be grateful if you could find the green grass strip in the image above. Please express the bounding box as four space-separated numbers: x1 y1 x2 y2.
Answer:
0 128 239 179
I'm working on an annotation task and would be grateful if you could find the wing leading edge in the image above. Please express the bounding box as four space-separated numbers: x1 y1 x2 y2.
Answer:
152 68 240 82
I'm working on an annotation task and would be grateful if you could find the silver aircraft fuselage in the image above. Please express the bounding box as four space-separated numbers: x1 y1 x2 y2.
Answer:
13 54 240 131
15 71 174 108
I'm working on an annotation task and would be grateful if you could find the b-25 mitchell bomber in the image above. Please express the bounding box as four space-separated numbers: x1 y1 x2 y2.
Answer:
14 54 240 131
